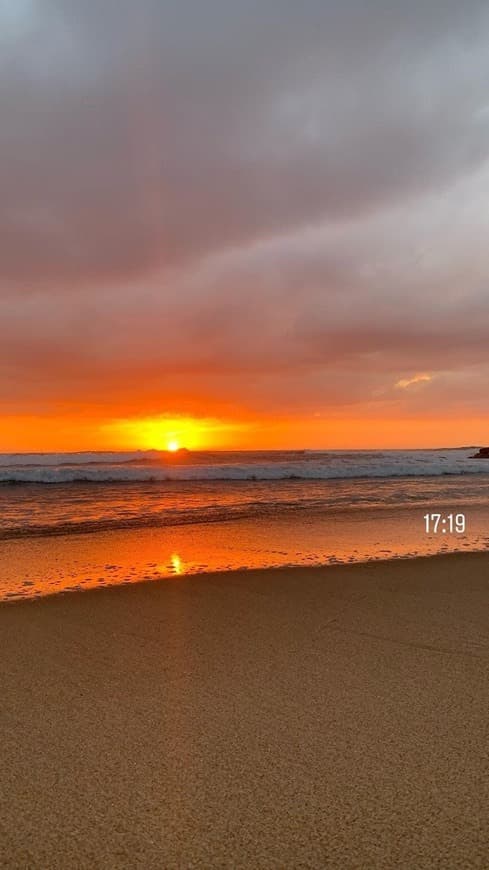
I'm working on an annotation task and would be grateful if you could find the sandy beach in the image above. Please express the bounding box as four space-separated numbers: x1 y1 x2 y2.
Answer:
1 552 488 868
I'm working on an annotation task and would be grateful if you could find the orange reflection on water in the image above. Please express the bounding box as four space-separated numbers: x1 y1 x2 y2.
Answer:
170 553 184 575
1 508 487 601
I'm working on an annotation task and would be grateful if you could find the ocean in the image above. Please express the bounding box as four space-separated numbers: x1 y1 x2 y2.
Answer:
1 448 489 600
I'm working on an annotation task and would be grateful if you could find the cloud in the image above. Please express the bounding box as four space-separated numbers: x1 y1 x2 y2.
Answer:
1 0 489 423
2 0 489 284
395 374 432 389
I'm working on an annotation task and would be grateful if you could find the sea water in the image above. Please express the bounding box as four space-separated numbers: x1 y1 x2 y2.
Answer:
1 449 488 599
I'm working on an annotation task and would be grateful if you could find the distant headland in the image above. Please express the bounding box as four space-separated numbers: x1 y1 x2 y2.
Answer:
471 447 489 459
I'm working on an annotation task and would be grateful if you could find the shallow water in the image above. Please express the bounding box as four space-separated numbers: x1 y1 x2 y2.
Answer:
2 469 489 539
2 504 488 601
2 448 488 601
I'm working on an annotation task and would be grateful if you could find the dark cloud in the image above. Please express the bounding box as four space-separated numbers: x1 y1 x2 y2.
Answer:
1 0 489 420
2 0 489 282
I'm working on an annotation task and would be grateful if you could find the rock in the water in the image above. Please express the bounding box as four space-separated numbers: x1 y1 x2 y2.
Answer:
472 447 489 458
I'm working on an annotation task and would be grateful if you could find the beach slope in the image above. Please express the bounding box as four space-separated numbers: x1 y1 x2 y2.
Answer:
1 553 489 868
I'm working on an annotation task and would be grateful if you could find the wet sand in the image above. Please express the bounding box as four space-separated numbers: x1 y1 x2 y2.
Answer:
1 552 489 868
3 504 489 601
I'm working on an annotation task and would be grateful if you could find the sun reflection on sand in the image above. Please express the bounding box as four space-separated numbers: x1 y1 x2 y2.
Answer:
155 553 186 576
170 553 184 575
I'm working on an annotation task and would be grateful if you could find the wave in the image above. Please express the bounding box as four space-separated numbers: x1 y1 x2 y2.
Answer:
2 491 485 541
0 500 321 540
0 450 163 467
0 449 488 483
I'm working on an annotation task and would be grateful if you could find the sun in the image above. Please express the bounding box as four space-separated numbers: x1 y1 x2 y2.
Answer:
101 414 248 452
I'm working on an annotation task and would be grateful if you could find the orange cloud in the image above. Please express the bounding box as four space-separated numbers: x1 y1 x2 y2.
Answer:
395 373 433 389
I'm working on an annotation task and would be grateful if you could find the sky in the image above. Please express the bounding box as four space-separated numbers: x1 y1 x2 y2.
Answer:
1 0 489 450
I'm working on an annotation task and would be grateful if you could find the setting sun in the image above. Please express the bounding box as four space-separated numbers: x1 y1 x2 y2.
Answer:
97 415 251 452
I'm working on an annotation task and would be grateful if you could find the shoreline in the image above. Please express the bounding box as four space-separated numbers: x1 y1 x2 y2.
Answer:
1 503 489 602
1 551 489 867
1 547 489 608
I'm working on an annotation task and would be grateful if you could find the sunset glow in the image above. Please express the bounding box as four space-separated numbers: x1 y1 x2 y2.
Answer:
1 412 489 452
100 416 242 452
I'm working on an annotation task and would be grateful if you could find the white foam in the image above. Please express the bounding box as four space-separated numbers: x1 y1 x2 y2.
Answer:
0 450 161 467
0 449 487 483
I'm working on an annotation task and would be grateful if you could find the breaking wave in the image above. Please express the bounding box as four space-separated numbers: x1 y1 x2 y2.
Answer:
0 448 487 484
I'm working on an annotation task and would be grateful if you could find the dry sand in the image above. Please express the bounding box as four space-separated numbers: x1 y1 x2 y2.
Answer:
1 552 489 868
